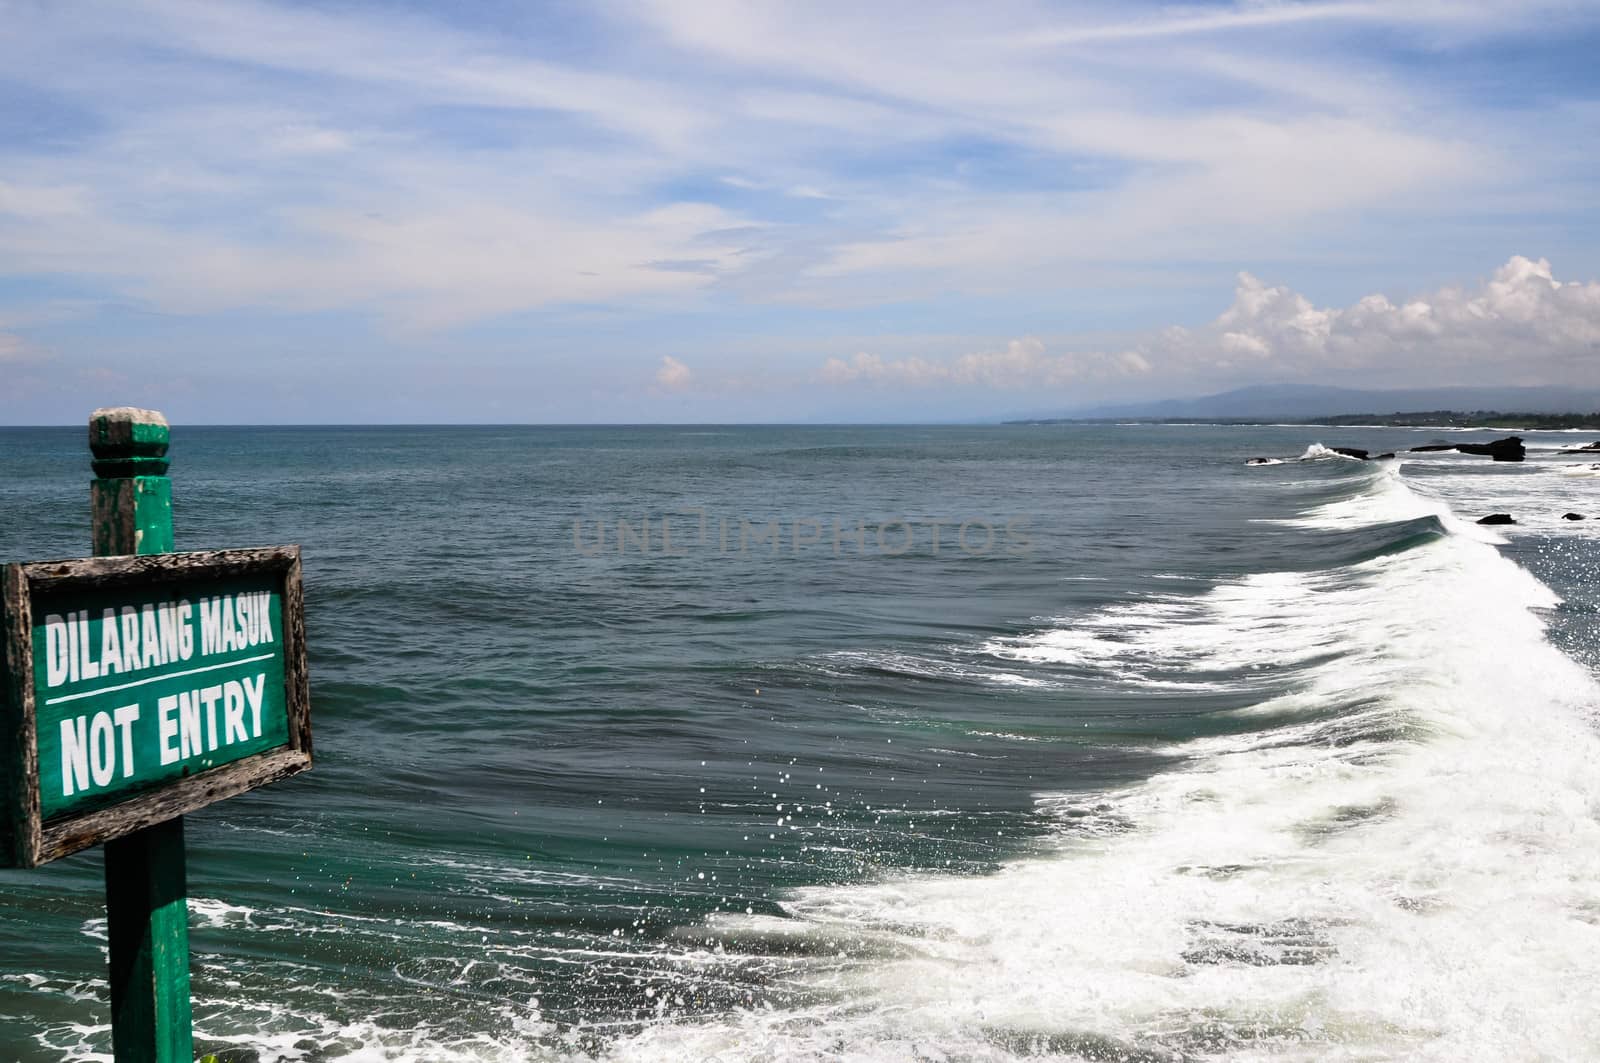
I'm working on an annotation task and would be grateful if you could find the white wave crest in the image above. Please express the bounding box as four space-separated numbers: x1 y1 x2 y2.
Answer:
594 473 1600 1062
1297 443 1363 462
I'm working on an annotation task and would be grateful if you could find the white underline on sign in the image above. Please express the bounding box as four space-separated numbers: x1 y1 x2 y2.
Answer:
44 653 278 706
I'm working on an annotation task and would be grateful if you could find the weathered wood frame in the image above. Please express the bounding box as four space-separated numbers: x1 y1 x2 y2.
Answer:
1 546 312 868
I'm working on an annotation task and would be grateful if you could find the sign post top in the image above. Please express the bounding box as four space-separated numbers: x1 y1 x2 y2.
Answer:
89 408 170 479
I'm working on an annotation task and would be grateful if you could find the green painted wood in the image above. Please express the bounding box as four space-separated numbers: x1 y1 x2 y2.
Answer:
90 407 194 1063
105 817 191 1063
92 478 174 556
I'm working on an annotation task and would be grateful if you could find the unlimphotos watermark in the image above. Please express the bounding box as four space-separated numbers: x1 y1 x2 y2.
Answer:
572 510 1032 557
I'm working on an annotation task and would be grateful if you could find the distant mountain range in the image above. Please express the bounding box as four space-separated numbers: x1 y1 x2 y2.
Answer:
1016 384 1600 422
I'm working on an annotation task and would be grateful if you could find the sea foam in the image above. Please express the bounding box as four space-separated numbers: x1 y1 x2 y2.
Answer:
592 462 1600 1061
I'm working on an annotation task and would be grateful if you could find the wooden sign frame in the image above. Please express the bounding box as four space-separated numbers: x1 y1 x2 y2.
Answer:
1 546 312 868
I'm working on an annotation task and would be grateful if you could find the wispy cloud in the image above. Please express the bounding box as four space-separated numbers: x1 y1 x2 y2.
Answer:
2 0 1572 323
1013 1 1470 48
0 1 1597 420
819 339 1149 389
0 180 92 219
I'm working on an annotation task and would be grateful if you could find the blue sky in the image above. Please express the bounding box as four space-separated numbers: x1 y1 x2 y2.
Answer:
1 0 1599 423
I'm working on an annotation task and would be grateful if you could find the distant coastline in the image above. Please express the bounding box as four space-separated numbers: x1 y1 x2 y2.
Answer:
1005 410 1600 431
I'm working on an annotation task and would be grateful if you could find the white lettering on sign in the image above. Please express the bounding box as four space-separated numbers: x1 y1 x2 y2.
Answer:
60 671 269 799
140 604 161 670
113 705 139 777
224 681 247 743
146 672 268 789
40 587 282 803
119 606 140 672
178 690 202 760
59 704 140 797
45 615 69 687
43 592 273 690
243 673 264 736
199 592 273 657
60 716 89 796
159 695 181 766
88 712 115 787
98 608 121 676
74 610 96 681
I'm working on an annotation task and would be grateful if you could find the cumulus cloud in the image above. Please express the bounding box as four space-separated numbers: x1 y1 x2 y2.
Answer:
1164 255 1600 374
818 338 1151 390
654 355 693 391
819 257 1600 391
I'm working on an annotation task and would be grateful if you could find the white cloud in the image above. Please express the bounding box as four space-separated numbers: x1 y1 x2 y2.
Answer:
1170 255 1600 373
0 0 1595 359
809 116 1475 294
0 3 1547 310
91 0 712 150
819 338 1150 390
819 257 1600 391
265 124 351 156
0 172 756 329
0 180 90 219
1013 1 1500 49
655 355 693 391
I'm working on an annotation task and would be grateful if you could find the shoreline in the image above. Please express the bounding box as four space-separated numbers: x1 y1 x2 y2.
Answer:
1009 413 1600 431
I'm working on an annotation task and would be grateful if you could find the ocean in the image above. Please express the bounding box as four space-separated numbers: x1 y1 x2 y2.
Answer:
2 423 1599 1061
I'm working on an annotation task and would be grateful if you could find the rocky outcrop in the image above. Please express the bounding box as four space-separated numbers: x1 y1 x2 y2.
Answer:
1409 436 1525 461
1476 513 1517 525
1455 436 1525 461
1330 446 1369 460
1563 512 1586 521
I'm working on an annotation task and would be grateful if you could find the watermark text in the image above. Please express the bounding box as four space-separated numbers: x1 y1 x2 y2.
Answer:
571 510 1032 557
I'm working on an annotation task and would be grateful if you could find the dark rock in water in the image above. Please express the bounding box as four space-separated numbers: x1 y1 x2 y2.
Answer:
1375 452 1395 460
1563 512 1586 521
1476 513 1517 525
1412 437 1525 461
1558 441 1600 455
1330 446 1369 460
1246 457 1273 465
1455 436 1525 462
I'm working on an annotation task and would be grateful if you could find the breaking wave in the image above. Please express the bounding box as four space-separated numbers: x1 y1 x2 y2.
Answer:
591 462 1600 1061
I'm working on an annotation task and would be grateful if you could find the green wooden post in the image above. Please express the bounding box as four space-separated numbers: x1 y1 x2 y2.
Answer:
89 407 194 1063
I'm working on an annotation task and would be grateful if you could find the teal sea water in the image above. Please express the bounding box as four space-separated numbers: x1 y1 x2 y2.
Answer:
3 424 1600 1061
